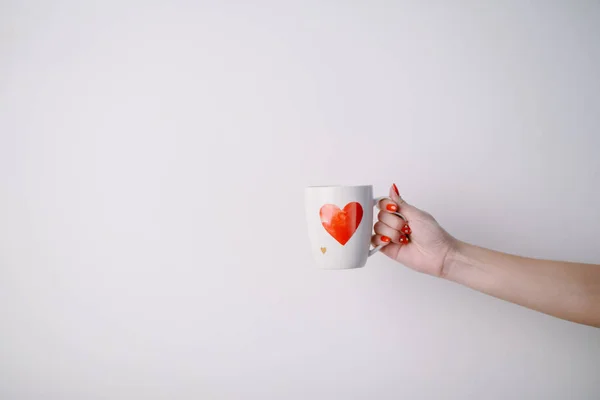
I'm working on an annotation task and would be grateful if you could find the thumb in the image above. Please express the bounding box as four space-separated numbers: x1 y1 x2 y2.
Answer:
388 184 419 217
389 183 404 204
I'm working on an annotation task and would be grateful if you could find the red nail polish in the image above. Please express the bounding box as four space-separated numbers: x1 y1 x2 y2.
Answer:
392 183 400 196
399 234 409 244
402 224 411 235
386 204 398 212
381 236 391 243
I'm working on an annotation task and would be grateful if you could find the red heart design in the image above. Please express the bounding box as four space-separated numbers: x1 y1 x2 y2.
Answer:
319 202 364 246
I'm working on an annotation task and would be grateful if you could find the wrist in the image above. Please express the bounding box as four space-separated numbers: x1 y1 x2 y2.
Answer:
440 239 468 281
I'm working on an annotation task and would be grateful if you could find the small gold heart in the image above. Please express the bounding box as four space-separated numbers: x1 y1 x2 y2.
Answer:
320 247 327 254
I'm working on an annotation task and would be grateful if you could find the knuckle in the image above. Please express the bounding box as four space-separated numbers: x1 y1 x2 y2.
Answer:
394 215 407 229
384 214 405 230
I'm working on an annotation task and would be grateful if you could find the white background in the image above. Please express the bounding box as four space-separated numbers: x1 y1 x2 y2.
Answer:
1 1 600 399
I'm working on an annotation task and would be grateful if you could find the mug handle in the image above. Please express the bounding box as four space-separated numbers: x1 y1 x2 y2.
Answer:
368 196 408 257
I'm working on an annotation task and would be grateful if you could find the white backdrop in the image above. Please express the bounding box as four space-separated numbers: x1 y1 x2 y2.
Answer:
1 1 600 399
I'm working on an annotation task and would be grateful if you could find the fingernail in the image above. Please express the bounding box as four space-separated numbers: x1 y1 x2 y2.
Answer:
386 204 398 212
392 183 400 196
401 224 412 235
399 234 409 244
381 236 391 243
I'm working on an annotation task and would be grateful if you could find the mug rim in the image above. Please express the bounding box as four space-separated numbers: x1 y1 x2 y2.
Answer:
306 184 372 189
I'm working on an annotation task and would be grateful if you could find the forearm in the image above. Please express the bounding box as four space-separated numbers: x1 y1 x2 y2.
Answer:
443 241 600 327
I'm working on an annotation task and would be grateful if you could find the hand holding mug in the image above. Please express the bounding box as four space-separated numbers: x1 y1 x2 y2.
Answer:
372 184 456 277
305 183 456 275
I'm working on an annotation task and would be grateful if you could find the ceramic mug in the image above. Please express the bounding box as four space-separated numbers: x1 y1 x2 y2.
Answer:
305 185 407 269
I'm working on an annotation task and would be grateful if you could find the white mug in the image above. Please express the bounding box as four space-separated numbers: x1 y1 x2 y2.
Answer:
305 185 407 269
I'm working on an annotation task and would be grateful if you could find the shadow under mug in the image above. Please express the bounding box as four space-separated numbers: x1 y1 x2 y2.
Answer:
305 185 406 269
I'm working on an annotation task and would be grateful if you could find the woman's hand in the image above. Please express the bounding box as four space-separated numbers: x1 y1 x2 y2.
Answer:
372 184 457 277
372 184 600 327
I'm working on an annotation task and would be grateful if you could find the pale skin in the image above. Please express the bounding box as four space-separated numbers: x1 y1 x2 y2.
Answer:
373 184 600 328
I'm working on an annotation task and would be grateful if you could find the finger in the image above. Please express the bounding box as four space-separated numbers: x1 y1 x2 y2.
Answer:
380 241 403 259
371 233 392 246
375 220 411 245
372 235 404 260
389 183 405 205
377 197 400 213
377 211 412 245
377 210 409 233
374 221 402 243
398 233 410 245
389 184 420 218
